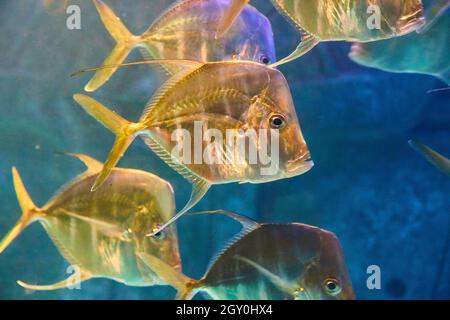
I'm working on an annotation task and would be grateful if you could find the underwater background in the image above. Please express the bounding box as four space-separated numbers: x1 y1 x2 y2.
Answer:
0 0 448 300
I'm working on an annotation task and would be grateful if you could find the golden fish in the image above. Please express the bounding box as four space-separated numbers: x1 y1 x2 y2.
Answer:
139 210 355 300
0 153 180 290
349 10 450 84
74 59 313 236
409 140 450 176
86 0 276 91
220 0 426 66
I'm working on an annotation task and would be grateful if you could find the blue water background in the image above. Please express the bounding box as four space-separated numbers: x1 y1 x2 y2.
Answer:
0 0 448 299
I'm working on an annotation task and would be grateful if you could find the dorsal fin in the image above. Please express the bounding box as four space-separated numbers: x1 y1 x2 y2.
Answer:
64 153 103 174
187 210 259 231
187 210 260 271
409 140 450 176
17 270 92 291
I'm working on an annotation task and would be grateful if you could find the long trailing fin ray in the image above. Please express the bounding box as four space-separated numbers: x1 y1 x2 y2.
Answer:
187 210 259 231
270 33 319 67
409 140 450 176
216 0 249 38
17 270 92 291
85 0 140 91
234 255 295 296
64 153 103 174
72 59 203 78
138 253 195 300
147 179 211 237
92 135 135 191
73 94 142 191
0 168 41 254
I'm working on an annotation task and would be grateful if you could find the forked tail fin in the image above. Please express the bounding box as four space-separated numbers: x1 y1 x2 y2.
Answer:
73 94 144 191
138 253 198 300
85 0 144 91
0 168 42 254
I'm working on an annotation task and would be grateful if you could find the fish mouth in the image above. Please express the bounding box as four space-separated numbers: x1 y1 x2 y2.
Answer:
286 153 314 176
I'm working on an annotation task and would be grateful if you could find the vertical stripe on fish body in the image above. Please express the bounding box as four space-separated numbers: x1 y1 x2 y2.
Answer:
272 0 425 41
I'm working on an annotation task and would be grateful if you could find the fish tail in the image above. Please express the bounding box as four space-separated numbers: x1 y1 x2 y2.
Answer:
138 253 198 300
85 0 144 92
73 94 144 191
0 168 43 254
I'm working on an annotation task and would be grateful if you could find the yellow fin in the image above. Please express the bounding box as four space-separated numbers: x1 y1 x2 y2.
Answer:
138 253 195 300
409 140 450 176
64 153 103 174
271 33 320 67
418 0 450 34
73 94 142 191
59 209 130 241
85 0 141 91
17 270 92 291
147 179 210 237
216 0 249 38
0 168 41 254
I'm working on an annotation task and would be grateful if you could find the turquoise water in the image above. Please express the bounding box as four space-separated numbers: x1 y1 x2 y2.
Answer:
0 0 448 299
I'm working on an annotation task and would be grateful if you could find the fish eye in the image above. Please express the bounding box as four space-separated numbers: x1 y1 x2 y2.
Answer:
259 54 270 65
152 225 166 240
323 278 342 296
269 114 286 129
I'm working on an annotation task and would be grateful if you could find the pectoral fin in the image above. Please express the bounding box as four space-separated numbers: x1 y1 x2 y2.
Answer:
17 270 91 291
271 33 319 67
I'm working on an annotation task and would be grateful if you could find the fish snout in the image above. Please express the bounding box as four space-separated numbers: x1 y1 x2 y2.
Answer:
286 152 314 176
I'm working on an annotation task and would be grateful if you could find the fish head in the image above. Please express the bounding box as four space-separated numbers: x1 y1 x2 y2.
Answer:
130 180 181 272
244 67 313 182
299 228 355 300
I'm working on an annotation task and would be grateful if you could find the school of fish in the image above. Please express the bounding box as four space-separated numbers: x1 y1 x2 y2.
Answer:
1 0 448 300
